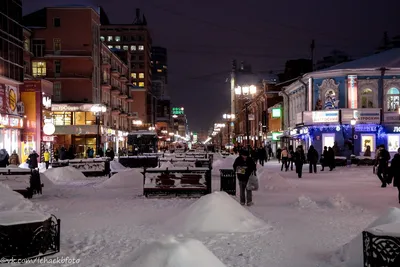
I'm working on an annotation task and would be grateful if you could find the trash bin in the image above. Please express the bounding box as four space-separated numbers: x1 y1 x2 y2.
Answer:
220 169 236 195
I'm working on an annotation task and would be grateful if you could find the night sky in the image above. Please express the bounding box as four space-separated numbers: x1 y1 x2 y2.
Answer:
23 0 399 133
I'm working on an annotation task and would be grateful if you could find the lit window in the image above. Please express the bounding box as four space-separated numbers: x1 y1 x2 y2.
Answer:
139 73 144 79
138 82 144 87
115 45 121 49
130 45 136 51
138 45 144 51
107 36 113 41
387 87 400 112
131 73 137 79
108 45 113 49
132 82 137 86
123 45 128 51
163 65 167 69
361 88 374 108
115 36 121 42
32 61 46 77
157 69 162 73
100 36 105 42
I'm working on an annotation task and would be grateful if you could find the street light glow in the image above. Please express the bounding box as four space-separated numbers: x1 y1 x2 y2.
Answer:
235 85 257 96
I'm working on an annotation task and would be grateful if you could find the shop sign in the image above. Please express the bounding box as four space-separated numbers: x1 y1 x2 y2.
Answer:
347 75 358 109
271 108 281 118
303 110 339 124
248 114 255 121
272 132 283 141
0 114 23 128
355 125 378 132
384 112 400 123
290 129 298 136
42 96 52 109
43 122 55 135
341 109 381 124
43 135 55 142
51 103 94 112
172 107 184 115
393 127 400 133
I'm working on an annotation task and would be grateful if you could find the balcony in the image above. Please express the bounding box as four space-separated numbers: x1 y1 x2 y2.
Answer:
102 58 111 67
101 81 111 90
111 86 120 95
111 108 121 115
119 74 128 82
126 96 134 102
118 92 128 99
111 68 120 78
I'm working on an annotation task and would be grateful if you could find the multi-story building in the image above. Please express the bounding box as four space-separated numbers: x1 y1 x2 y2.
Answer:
23 6 130 157
100 8 156 127
282 48 400 157
0 0 25 156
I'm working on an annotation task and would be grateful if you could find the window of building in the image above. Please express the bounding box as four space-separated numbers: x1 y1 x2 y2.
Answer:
361 88 374 108
100 36 105 42
115 45 121 49
53 18 61 27
139 73 144 79
130 45 136 51
53 82 62 102
123 45 128 51
139 56 144 61
108 45 113 49
115 36 121 42
53 38 61 52
32 61 46 77
53 112 71 125
138 45 144 51
32 39 45 57
138 82 144 87
23 37 30 51
132 82 137 86
131 73 137 79
157 69 162 73
387 87 400 112
107 36 113 41
54 60 61 76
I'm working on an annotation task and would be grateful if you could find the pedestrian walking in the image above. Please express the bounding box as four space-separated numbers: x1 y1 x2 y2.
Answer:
388 148 400 203
307 145 319 173
233 149 256 206
43 149 50 169
280 147 289 171
294 146 306 178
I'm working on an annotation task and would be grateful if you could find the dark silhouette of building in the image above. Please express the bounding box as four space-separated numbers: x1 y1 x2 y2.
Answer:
152 46 167 84
315 50 351 70
278 59 312 82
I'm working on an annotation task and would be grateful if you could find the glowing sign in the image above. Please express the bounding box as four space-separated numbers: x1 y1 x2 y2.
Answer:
172 107 184 115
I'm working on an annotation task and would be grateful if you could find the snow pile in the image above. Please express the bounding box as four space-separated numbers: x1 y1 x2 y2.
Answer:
212 156 236 175
159 161 174 168
261 172 293 191
332 207 400 266
43 166 86 184
0 182 48 215
326 194 353 210
110 161 126 172
166 191 269 233
294 195 319 210
118 236 226 267
98 168 142 189
19 162 29 169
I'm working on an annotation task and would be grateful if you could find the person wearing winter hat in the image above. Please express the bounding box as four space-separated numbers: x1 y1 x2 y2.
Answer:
233 149 256 206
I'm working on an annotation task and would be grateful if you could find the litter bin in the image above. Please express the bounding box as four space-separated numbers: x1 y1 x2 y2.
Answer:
220 169 236 195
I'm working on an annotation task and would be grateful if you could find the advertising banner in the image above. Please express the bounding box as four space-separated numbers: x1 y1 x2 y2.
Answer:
341 109 381 124
303 110 339 124
347 75 358 109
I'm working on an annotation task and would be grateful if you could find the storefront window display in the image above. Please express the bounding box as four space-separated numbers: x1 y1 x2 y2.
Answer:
387 135 400 152
0 129 20 155
322 133 335 148
360 134 375 152
387 87 400 112
53 112 72 125
73 136 96 158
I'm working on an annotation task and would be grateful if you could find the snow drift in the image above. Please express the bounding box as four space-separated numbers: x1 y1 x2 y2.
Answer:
98 169 142 189
166 191 269 233
261 172 293 191
118 236 226 267
110 161 126 172
333 207 400 267
43 166 86 184
159 161 174 168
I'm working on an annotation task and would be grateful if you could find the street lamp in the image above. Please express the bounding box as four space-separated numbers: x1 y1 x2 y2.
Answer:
90 104 107 155
350 118 357 155
223 113 235 150
149 126 155 131
235 85 257 151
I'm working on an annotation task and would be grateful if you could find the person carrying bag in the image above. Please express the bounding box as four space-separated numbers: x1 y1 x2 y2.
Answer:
233 149 257 206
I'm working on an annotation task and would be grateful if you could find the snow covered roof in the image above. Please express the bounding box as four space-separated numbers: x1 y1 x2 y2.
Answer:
320 48 400 71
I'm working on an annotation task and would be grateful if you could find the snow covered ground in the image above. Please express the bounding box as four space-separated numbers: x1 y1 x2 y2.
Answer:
2 156 400 267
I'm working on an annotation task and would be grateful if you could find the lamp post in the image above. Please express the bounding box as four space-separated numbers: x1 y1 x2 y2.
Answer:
223 113 235 149
350 118 357 155
234 85 257 151
90 104 107 155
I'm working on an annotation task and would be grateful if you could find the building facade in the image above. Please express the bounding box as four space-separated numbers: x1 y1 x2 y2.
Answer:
282 48 400 157
0 0 25 157
100 8 156 127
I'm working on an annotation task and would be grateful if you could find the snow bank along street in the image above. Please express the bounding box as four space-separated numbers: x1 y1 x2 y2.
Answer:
1 155 400 267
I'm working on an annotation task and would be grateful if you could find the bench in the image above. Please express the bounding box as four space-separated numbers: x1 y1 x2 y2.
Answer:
142 167 211 197
0 168 42 199
0 212 60 260
52 159 111 177
159 158 212 169
119 156 158 168
363 230 400 266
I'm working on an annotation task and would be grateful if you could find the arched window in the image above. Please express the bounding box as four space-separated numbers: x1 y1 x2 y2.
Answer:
387 87 400 112
361 88 374 108
324 89 337 109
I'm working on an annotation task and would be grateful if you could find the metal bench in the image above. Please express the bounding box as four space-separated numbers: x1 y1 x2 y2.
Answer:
51 159 111 177
0 168 42 199
363 230 400 267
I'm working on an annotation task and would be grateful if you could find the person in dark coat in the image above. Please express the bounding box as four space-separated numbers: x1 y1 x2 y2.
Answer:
257 146 266 166
233 149 256 206
0 149 9 167
376 144 391 188
276 148 282 163
307 145 319 173
106 147 115 161
294 146 306 178
28 150 39 169
59 147 66 160
327 147 335 171
320 146 328 171
268 146 272 161
288 145 295 171
54 148 59 162
97 146 104 157
389 152 400 203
